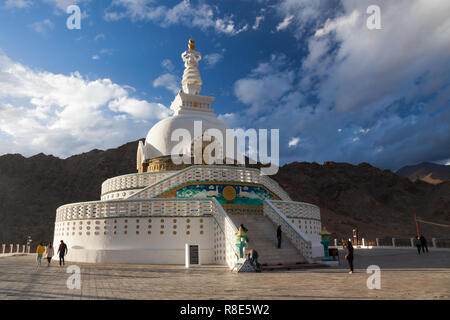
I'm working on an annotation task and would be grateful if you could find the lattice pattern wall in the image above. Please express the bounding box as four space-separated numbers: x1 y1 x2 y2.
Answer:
268 200 320 220
101 171 176 197
56 198 214 222
211 198 239 269
101 189 144 201
128 166 291 202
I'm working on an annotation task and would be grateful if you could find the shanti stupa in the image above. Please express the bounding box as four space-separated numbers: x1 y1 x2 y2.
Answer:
53 40 324 269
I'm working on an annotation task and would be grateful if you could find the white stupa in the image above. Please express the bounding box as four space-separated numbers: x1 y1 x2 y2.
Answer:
53 39 324 268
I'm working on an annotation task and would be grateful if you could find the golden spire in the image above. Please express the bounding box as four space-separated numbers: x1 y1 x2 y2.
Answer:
320 227 331 235
188 39 195 50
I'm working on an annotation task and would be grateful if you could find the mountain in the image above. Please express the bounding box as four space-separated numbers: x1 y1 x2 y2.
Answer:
396 162 450 184
274 162 450 241
0 140 141 246
1 142 449 246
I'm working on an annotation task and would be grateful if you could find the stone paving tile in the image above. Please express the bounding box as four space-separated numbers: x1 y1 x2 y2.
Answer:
0 249 449 299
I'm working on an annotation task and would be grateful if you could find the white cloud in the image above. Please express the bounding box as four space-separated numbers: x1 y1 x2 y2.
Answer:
105 0 249 36
5 0 31 8
215 18 248 35
29 19 54 34
234 55 294 115
161 59 174 71
152 73 179 94
42 0 88 12
276 15 294 31
109 97 170 120
94 33 105 41
203 52 224 68
303 0 450 113
232 0 450 170
100 48 113 55
0 53 170 158
92 54 100 60
314 10 359 37
288 137 300 147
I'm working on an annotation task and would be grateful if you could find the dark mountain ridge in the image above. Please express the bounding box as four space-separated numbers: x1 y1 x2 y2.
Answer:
396 161 450 184
0 141 448 245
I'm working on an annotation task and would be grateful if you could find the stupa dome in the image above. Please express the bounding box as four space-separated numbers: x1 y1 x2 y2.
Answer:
142 109 229 160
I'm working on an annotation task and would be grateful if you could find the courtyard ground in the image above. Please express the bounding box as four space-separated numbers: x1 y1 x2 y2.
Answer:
0 248 449 300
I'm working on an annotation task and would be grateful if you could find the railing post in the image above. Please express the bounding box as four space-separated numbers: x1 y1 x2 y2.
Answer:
432 238 437 248
16 244 20 253
362 238 365 247
27 245 31 254
1 244 5 254
376 238 379 247
392 238 396 247
410 238 414 247
22 245 25 253
10 244 13 253
334 239 337 246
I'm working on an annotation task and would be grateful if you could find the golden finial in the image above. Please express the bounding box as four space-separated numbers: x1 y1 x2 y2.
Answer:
320 227 331 235
188 39 195 50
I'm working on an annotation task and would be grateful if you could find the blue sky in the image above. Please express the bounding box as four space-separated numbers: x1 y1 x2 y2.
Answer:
0 0 449 170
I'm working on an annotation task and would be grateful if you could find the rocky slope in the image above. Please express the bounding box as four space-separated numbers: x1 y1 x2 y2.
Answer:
0 141 448 245
0 140 141 246
396 162 450 184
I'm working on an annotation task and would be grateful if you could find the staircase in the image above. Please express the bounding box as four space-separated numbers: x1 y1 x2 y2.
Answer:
229 215 307 266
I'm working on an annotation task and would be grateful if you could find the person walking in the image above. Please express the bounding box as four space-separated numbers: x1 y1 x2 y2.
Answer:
344 240 354 274
420 235 429 253
57 240 68 266
36 242 45 267
414 236 422 254
276 225 282 249
45 243 54 267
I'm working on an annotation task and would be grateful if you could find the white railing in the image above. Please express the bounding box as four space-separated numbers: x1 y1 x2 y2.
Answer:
56 198 214 222
264 200 313 261
101 171 177 196
127 165 291 201
210 198 239 269
268 200 321 221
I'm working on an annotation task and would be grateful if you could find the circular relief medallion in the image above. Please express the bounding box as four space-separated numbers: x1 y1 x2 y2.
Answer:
222 186 236 202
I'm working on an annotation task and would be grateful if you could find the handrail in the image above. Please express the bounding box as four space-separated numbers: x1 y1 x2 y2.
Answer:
101 171 177 195
268 200 321 221
210 198 240 262
264 199 313 261
127 165 291 201
267 199 320 210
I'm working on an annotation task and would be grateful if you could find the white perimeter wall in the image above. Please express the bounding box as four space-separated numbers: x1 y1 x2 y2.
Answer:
53 216 214 265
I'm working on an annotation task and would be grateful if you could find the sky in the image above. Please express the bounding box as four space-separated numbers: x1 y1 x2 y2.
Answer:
0 0 449 171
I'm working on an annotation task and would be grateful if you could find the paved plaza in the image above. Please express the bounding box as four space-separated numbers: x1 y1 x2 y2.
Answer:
0 249 449 300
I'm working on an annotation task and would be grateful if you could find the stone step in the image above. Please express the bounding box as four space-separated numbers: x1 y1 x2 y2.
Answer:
230 214 308 265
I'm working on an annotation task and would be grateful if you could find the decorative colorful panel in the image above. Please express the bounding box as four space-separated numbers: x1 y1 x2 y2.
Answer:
158 182 278 206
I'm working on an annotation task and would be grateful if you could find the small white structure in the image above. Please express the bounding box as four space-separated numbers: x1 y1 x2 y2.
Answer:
52 40 324 269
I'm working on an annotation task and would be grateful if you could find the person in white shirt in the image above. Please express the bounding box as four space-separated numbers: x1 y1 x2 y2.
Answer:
45 243 54 267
